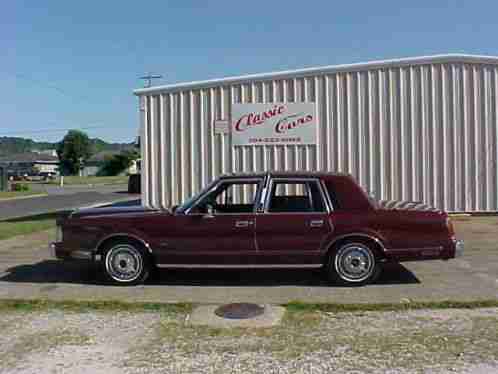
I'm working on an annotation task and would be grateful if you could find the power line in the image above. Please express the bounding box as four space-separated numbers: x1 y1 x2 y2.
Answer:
13 73 94 104
4 71 138 140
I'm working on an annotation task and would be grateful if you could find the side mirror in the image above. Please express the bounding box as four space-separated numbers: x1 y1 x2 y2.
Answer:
203 204 215 219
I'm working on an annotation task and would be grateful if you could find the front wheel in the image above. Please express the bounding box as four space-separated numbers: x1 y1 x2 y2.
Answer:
102 242 150 286
327 242 381 286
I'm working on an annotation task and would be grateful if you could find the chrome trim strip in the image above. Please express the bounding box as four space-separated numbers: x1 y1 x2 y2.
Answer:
385 246 443 252
94 233 153 254
320 179 334 212
70 250 93 260
156 264 322 269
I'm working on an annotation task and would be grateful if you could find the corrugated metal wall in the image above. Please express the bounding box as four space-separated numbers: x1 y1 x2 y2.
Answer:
138 59 498 212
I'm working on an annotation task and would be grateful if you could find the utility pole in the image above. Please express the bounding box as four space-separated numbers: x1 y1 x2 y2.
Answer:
139 73 162 88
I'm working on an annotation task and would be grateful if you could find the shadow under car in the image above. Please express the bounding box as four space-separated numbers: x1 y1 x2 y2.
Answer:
0 261 419 287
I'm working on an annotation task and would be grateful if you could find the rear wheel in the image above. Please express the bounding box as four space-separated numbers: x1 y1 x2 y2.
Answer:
327 242 381 286
102 241 150 285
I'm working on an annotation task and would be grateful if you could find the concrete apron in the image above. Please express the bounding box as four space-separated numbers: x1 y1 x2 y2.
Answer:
187 304 286 328
0 218 497 304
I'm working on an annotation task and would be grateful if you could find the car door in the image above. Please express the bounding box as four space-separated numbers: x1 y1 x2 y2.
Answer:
255 178 333 265
154 178 262 266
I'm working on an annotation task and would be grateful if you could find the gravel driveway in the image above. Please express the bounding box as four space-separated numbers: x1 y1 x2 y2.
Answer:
0 307 497 374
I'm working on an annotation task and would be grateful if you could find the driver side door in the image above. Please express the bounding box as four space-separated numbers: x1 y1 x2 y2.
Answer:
155 178 262 266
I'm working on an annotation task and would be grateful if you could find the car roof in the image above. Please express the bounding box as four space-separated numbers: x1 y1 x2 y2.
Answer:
218 171 352 179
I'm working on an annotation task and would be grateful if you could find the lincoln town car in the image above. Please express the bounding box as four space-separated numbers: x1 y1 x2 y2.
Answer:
50 172 464 286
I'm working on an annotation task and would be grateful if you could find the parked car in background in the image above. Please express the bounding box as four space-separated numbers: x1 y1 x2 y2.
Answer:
50 172 464 286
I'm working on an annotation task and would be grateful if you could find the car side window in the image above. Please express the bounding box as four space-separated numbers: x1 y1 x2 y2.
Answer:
267 180 326 213
190 180 261 214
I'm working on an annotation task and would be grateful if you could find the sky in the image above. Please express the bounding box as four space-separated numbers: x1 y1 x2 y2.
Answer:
2 0 498 143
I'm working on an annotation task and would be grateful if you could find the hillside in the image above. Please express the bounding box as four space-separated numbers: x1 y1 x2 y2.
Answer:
0 136 134 156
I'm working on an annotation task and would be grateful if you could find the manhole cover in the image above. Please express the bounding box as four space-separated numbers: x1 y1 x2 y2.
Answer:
214 303 265 319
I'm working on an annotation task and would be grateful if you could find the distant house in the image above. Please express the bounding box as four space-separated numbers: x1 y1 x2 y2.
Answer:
0 152 59 177
32 149 58 157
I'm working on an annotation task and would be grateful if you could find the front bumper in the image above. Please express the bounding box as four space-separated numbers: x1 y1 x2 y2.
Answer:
49 242 57 258
49 242 95 261
454 239 464 258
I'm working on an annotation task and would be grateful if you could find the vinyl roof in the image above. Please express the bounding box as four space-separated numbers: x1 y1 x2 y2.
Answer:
219 171 351 179
134 54 498 96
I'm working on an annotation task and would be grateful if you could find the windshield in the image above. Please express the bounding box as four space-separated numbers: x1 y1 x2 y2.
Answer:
176 179 218 213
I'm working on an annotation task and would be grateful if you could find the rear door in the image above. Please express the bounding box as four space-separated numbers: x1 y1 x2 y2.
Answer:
255 178 333 265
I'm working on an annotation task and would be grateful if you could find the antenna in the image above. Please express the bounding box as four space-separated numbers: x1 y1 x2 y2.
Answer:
139 73 163 88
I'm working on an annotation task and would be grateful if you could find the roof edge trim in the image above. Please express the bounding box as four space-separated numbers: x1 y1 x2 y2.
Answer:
133 54 498 96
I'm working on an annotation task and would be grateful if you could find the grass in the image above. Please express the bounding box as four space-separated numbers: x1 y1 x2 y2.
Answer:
284 299 498 313
0 212 57 241
47 175 129 186
0 298 496 314
0 299 193 314
0 191 45 200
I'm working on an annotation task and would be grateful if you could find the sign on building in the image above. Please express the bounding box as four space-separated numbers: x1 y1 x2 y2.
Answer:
231 103 317 146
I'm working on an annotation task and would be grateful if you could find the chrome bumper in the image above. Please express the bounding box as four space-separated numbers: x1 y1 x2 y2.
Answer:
48 243 93 260
48 242 57 258
454 239 464 258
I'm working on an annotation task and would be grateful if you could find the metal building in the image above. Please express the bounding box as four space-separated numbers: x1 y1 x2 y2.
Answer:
134 54 498 212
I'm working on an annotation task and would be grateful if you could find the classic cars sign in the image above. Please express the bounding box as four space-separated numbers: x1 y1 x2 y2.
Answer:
231 103 317 146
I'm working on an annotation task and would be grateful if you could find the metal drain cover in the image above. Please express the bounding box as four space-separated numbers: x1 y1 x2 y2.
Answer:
214 303 265 319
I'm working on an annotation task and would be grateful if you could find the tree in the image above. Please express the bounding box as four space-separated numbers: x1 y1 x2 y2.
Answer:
98 149 139 176
56 130 93 175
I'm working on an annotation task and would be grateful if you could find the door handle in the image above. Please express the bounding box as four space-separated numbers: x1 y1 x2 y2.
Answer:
235 220 254 228
310 219 324 227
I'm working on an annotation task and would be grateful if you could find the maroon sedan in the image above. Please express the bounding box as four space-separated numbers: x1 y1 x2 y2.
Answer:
50 172 464 286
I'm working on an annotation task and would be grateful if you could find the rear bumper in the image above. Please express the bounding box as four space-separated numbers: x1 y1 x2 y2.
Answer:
384 238 464 262
454 239 464 258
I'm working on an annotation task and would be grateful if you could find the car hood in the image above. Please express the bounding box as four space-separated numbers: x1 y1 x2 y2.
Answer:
377 199 440 212
66 205 162 221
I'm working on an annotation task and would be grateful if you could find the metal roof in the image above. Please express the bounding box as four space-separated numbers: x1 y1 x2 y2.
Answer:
134 53 498 96
0 152 59 163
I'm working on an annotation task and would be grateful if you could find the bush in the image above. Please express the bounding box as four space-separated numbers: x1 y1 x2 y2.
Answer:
98 150 139 177
11 183 30 192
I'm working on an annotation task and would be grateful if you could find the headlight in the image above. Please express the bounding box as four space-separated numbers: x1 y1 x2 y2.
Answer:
56 226 63 243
